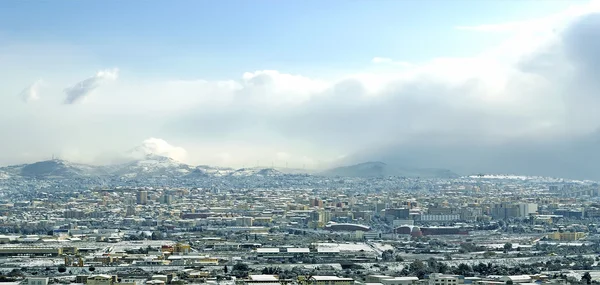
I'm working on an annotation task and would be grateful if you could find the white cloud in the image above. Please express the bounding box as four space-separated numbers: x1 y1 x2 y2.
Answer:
19 80 42 102
130 138 187 162
239 70 329 104
64 68 119 104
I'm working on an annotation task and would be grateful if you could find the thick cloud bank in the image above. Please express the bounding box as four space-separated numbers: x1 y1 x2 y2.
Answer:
5 3 600 179
162 8 600 178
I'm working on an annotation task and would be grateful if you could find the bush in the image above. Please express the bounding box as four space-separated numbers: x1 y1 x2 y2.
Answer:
233 262 249 272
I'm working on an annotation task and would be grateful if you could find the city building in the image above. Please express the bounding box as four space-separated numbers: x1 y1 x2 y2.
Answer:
136 191 148 205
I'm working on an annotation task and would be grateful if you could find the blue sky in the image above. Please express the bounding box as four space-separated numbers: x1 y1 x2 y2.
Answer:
1 0 600 173
0 0 585 78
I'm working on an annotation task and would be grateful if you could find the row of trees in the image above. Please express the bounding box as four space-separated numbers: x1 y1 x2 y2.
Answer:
396 256 596 279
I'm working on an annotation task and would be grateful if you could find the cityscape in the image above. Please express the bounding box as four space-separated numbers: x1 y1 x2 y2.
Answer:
0 155 599 285
3 1 600 285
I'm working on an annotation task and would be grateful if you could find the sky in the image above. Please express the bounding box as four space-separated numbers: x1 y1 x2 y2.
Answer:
2 0 600 176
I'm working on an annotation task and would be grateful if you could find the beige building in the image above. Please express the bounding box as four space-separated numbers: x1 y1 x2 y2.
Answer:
86 275 134 285
87 275 115 285
309 276 354 285
547 232 586 241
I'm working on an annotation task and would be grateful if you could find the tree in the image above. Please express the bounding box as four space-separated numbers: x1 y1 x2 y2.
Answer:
89 266 95 272
233 262 249 272
483 251 496 258
233 262 250 278
582 272 592 285
408 260 430 279
504 242 513 252
437 262 449 274
7 269 23 278
262 267 282 275
382 250 394 261
455 263 472 276
224 266 228 274
409 260 426 272
58 266 67 273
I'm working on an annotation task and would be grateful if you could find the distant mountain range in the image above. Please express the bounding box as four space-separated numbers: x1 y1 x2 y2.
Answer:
0 155 291 180
339 132 600 181
0 157 459 180
320 161 458 178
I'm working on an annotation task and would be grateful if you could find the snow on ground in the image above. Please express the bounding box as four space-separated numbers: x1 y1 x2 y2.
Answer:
2 257 62 267
123 173 138 178
466 174 591 184
317 242 375 252
372 243 394 252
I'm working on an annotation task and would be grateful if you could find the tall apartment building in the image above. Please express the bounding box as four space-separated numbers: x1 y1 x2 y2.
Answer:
491 203 519 220
161 192 173 205
518 203 538 218
318 210 332 224
310 198 324 208
136 190 148 205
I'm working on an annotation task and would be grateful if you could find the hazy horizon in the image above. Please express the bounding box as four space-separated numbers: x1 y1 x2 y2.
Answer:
3 1 600 178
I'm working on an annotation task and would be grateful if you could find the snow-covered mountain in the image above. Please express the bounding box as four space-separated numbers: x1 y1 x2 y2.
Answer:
109 154 194 178
0 155 291 180
229 168 284 177
2 159 103 178
187 165 236 177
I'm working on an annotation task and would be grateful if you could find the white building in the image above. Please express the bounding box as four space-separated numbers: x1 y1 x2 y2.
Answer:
426 274 464 285
381 277 420 285
235 217 254 226
366 275 393 283
420 214 461 222
518 204 538 218
25 278 49 285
